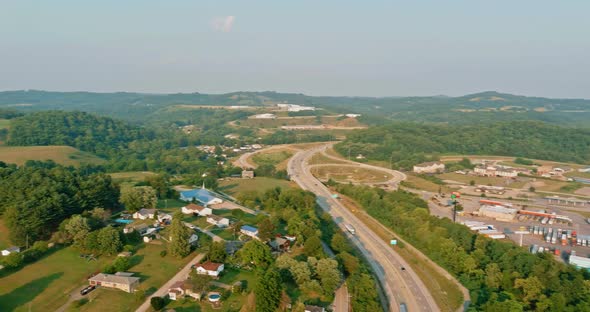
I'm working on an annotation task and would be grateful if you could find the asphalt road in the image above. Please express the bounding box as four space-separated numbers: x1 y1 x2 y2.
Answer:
288 144 438 312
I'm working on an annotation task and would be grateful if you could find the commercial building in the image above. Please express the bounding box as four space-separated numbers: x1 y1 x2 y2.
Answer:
477 205 518 222
413 161 445 174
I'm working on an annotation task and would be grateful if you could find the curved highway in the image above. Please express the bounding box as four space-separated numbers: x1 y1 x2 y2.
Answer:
288 144 439 312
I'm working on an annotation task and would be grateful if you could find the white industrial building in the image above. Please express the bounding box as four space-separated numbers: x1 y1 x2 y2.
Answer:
478 205 518 221
413 162 445 174
251 113 277 119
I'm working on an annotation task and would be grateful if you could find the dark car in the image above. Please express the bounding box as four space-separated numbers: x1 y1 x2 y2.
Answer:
80 285 96 296
400 266 406 271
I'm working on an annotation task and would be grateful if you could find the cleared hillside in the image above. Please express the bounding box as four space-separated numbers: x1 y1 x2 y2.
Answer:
0 145 105 166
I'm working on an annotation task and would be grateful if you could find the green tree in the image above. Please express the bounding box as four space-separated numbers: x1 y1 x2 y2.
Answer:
150 296 166 311
338 251 360 275
97 226 123 255
168 212 191 258
330 233 350 253
119 186 157 212
316 258 341 295
257 218 275 242
304 235 323 257
65 215 91 248
189 270 213 292
255 268 282 312
238 240 273 268
207 241 227 262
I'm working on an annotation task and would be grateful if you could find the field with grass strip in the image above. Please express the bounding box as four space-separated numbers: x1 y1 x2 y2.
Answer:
109 171 156 183
219 177 294 196
0 146 105 166
311 165 392 184
79 243 196 312
0 219 12 250
0 247 112 312
251 149 294 170
436 172 527 188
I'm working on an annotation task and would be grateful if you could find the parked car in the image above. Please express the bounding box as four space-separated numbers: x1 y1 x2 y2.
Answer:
80 285 96 296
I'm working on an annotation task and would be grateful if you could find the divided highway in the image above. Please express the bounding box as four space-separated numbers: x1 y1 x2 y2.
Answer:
287 144 439 312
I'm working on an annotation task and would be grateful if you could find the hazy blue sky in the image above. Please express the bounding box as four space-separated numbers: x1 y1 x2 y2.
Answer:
1 0 589 98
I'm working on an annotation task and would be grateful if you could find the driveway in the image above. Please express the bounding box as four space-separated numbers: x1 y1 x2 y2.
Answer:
135 253 205 312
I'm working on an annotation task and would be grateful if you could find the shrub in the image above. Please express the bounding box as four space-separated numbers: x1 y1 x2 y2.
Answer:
150 296 166 311
160 250 167 257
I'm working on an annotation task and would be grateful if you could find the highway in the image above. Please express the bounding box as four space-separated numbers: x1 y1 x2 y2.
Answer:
287 144 439 312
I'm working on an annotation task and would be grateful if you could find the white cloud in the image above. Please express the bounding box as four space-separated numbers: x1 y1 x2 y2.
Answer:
212 16 235 33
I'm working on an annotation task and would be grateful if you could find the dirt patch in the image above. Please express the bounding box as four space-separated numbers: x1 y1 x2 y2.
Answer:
575 187 590 196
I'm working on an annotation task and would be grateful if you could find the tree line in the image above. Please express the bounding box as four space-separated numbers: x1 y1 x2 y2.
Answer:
336 121 590 170
335 184 590 311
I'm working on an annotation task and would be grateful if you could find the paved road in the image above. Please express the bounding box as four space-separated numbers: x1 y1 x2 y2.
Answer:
333 284 350 312
288 144 438 312
135 253 205 312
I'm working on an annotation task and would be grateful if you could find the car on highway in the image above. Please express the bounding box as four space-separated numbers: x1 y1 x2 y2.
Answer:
80 285 96 296
400 266 406 271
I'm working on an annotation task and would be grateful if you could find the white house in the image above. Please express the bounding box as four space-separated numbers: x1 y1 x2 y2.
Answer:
1 246 20 256
195 262 225 277
305 305 325 312
168 280 201 301
251 113 276 119
157 213 173 223
413 162 445 174
207 215 230 228
132 208 157 220
240 225 259 239
88 272 140 293
181 203 212 216
345 114 361 118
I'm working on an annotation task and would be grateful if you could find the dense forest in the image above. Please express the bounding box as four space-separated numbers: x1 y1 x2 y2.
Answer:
0 161 119 245
1 90 589 126
336 184 590 311
335 121 590 169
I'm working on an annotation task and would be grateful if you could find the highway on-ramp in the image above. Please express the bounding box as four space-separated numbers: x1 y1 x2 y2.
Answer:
288 144 439 312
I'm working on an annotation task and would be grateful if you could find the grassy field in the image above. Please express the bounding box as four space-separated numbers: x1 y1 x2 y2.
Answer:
218 177 294 197
251 149 294 170
79 243 196 312
309 152 347 165
437 172 527 188
0 220 12 251
337 194 464 312
109 171 156 183
0 246 112 312
0 119 10 129
0 146 105 166
311 165 392 184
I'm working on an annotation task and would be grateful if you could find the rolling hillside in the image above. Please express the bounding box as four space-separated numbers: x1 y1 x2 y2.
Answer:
0 145 105 166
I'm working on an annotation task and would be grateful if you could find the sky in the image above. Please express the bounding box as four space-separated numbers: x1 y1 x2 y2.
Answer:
1 0 589 98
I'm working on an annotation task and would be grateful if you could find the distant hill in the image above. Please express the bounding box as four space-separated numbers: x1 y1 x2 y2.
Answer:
0 90 589 126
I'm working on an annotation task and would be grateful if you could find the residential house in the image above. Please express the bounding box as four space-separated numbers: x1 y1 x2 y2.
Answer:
413 162 445 174
1 246 20 256
207 215 230 227
195 262 225 277
124 223 149 235
305 305 325 312
181 203 212 216
269 237 290 252
132 208 157 220
240 225 259 239
88 272 140 293
168 280 202 301
180 188 223 205
242 170 254 179
157 213 173 223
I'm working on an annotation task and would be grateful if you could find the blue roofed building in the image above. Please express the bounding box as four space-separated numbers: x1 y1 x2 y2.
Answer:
180 188 223 206
240 225 259 239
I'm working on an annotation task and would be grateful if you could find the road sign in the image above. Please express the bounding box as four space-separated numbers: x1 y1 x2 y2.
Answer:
390 239 397 245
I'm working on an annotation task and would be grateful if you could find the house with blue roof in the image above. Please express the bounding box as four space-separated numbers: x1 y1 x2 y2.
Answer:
240 225 259 239
180 187 223 206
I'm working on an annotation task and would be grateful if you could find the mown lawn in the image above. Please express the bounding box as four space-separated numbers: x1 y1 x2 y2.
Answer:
0 246 112 312
0 119 10 129
79 243 196 312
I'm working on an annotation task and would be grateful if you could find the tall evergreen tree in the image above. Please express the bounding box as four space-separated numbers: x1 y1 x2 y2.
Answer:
168 212 191 258
255 268 282 312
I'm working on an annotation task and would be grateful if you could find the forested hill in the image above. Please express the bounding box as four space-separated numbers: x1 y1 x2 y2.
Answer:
336 121 590 169
7 111 150 157
1 90 589 126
